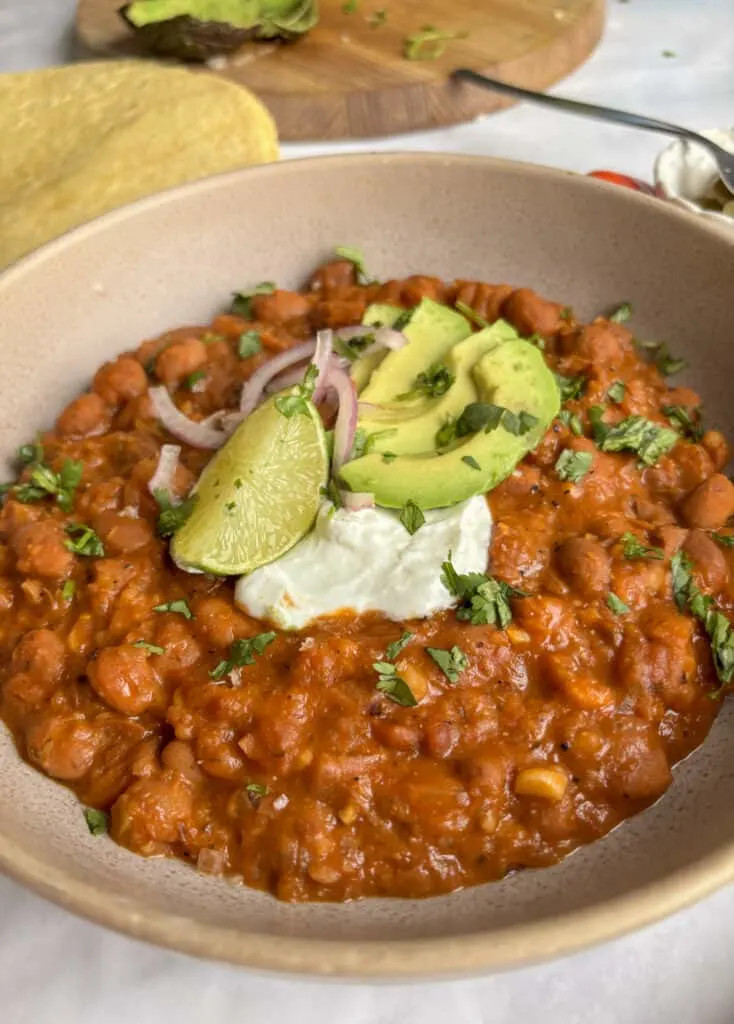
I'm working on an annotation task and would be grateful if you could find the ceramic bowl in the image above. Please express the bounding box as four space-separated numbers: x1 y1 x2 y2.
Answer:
1 154 733 979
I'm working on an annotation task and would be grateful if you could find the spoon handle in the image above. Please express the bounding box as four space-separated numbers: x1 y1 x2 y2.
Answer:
453 69 710 151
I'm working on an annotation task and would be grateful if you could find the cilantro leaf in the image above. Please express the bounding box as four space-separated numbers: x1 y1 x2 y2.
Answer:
392 309 414 331
154 491 197 538
713 532 734 549
333 333 374 362
456 403 504 436
275 364 319 418
663 404 704 442
606 592 630 615
462 455 481 471
502 410 539 436
238 330 262 359
373 661 417 706
554 373 586 404
83 808 108 836
154 599 194 619
620 532 664 560
245 782 268 798
13 457 83 512
64 523 105 558
558 409 583 435
398 362 454 401
609 302 632 324
426 645 468 683
555 449 593 483
400 499 425 535
454 301 490 328
17 441 44 467
671 550 693 610
210 632 276 680
385 631 414 661
404 25 466 60
230 282 275 318
594 414 678 466
442 556 525 628
133 641 165 656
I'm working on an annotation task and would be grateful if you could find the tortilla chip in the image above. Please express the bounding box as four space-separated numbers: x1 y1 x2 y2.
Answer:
0 61 279 269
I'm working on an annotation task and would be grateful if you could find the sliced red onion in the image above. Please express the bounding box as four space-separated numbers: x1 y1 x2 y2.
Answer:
147 444 181 497
265 361 311 394
239 340 316 417
149 387 233 450
341 490 375 511
311 329 334 404
325 357 359 472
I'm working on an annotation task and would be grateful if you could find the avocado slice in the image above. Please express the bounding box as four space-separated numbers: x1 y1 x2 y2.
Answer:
357 318 520 455
359 299 471 405
349 302 402 394
120 0 317 61
339 339 560 508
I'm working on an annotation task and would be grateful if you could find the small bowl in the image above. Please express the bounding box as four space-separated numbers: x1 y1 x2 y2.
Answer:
1 154 734 979
654 128 734 226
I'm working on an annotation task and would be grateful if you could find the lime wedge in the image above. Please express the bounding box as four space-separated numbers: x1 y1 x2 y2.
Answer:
171 395 328 576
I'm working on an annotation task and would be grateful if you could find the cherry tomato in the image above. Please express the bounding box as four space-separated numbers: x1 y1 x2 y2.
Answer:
588 170 656 195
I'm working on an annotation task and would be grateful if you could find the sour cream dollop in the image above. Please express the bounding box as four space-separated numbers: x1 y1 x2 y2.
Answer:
234 495 492 629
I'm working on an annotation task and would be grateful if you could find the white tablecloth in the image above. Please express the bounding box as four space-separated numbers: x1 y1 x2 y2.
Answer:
1 2 733 1022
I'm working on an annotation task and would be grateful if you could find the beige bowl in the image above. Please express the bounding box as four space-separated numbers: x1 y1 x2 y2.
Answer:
1 154 733 979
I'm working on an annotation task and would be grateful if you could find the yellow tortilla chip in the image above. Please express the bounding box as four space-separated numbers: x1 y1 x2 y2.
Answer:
0 61 279 269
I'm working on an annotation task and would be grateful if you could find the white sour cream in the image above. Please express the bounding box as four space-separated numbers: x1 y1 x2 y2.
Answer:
234 496 492 629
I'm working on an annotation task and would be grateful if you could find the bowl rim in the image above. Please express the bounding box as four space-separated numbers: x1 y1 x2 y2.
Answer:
1 151 733 979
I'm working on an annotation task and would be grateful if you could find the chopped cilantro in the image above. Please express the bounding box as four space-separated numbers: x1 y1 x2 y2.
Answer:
400 499 425 535
185 370 206 391
382 451 398 463
559 307 573 321
245 782 268 798
620 532 664 560
392 309 415 331
442 555 525 628
133 641 165 656
609 302 632 324
670 551 734 691
64 523 105 558
454 301 490 328
558 409 583 435
713 532 734 549
83 808 108 836
662 49 676 58
61 580 76 603
607 380 626 403
17 441 44 466
404 24 466 60
663 404 704 442
373 661 417 706
154 599 194 619
398 362 454 401
351 427 369 460
342 0 358 11
555 449 593 483
210 632 276 680
462 455 481 471
592 413 678 466
555 373 586 404
154 491 197 538
426 645 468 683
385 631 414 661
322 480 343 507
436 417 458 448
334 245 370 283
333 332 373 362
502 410 539 437
368 8 387 27
671 551 694 610
238 330 262 359
454 402 536 438
275 364 319 418
640 341 687 376
606 592 630 615
14 457 83 513
230 282 275 318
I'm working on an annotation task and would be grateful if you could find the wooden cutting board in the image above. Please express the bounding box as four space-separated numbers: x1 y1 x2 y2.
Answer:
76 0 605 141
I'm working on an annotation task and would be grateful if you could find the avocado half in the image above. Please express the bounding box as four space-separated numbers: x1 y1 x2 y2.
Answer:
120 0 318 61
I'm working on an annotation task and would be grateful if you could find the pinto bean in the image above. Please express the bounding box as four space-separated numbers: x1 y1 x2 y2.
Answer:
681 474 734 530
252 289 310 323
682 530 729 592
502 288 563 338
93 510 154 554
307 259 357 292
555 536 611 599
10 520 74 579
11 629 65 681
56 393 109 438
87 644 165 715
154 338 207 388
25 711 102 780
93 356 148 405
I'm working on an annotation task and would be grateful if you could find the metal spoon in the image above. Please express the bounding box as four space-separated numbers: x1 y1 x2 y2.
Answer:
453 69 734 194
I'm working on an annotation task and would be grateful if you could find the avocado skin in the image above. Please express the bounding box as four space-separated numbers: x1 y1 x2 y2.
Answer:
119 0 317 60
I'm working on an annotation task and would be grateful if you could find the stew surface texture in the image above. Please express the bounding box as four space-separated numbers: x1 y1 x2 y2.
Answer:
1 261 732 902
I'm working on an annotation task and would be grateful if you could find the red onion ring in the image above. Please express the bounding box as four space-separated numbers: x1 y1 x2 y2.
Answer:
147 444 181 497
239 340 317 417
149 387 234 450
324 356 359 473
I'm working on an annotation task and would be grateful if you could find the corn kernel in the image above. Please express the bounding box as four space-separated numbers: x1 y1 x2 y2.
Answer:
515 767 568 802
